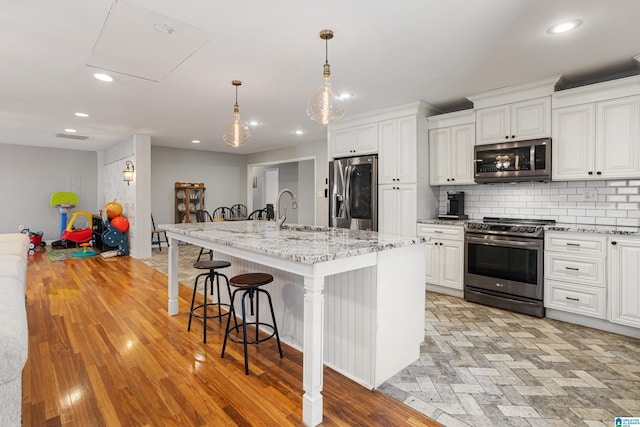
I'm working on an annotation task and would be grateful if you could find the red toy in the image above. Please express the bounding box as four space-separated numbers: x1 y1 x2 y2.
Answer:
21 229 46 255
110 216 129 233
60 211 94 244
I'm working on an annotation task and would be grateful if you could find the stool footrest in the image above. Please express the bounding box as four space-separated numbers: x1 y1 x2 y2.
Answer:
226 322 279 345
190 303 232 320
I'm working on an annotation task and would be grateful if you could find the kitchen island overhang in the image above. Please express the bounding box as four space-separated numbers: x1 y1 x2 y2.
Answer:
159 221 426 427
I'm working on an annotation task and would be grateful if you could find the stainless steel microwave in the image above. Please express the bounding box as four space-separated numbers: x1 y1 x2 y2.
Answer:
474 138 551 183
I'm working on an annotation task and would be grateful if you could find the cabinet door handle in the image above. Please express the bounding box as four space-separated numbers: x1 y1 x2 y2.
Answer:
596 171 602 175
566 297 580 302
588 171 593 175
505 135 509 139
565 267 579 271
511 135 515 139
611 241 617 246
566 243 580 247
434 231 444 234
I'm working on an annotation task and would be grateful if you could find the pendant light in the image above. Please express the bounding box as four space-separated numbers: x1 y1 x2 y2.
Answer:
223 80 251 147
306 29 345 125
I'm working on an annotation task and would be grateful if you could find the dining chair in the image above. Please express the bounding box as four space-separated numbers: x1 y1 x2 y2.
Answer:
151 214 169 251
195 210 214 262
211 207 232 221
230 204 248 219
247 208 267 220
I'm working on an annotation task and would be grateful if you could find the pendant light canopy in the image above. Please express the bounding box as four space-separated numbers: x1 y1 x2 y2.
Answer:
223 80 251 147
306 29 345 126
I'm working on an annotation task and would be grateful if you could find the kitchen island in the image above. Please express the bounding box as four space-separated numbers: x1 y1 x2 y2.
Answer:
159 221 426 426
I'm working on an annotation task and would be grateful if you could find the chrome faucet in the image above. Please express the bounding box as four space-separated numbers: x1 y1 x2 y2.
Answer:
275 189 298 229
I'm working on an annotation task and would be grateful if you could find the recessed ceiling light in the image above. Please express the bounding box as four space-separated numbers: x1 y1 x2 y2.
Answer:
339 92 353 99
192 140 200 144
295 130 304 135
75 112 89 118
94 73 113 82
547 19 582 34
248 121 259 126
65 128 77 133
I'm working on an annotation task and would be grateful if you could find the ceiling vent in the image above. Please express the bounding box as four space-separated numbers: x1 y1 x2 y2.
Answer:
56 133 89 140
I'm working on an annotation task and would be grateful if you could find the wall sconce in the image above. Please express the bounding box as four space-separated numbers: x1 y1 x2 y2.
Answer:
123 160 134 185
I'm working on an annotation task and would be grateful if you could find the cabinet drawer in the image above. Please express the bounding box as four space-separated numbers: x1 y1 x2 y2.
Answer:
544 252 605 287
416 224 463 240
545 232 606 256
544 279 606 319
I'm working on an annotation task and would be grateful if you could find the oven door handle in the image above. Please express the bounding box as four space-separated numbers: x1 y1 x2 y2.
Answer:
465 234 543 249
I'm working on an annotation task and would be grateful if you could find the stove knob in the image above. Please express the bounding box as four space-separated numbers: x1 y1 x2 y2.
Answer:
527 227 536 232
482 224 489 229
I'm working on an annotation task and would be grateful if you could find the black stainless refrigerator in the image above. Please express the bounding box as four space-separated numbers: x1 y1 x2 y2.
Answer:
329 155 378 231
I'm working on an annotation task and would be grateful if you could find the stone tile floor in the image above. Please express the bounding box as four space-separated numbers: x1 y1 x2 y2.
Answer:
144 248 640 426
378 292 640 426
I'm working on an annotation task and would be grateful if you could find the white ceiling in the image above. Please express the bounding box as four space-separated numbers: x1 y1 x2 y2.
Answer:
2 0 640 154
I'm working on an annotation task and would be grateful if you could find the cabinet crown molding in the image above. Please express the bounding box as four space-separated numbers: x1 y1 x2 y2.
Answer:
552 74 640 108
328 100 437 131
427 109 475 129
467 75 561 109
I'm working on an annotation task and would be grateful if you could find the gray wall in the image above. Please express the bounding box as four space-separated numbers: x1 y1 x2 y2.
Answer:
247 140 328 226
150 146 247 225
0 143 98 240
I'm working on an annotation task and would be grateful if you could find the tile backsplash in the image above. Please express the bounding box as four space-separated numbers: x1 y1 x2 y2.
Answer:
438 180 640 226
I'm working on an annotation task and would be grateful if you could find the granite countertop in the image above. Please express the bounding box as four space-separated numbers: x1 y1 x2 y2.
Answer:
546 223 640 236
417 218 640 236
159 221 426 264
417 219 466 226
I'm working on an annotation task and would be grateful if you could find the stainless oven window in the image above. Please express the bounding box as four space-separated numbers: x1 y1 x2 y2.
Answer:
467 242 539 285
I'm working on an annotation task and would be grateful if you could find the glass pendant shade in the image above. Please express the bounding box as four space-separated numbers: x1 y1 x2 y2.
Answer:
223 80 251 147
307 76 345 125
223 109 251 147
307 29 345 126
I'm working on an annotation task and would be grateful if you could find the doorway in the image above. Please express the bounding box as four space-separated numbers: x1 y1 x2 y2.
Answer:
248 157 317 226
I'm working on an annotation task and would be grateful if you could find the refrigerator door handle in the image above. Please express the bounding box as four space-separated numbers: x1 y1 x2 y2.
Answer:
344 164 353 223
336 193 345 218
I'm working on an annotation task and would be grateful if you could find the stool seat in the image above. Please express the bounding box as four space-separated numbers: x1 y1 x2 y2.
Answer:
230 273 273 288
188 260 233 343
222 272 283 375
193 260 231 270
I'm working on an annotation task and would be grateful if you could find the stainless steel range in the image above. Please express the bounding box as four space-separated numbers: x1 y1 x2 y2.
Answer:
464 217 556 317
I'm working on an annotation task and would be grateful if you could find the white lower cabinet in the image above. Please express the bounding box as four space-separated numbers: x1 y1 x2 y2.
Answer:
417 223 463 292
609 237 640 328
544 232 607 319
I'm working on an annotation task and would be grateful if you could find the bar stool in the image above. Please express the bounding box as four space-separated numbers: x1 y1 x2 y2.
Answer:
221 273 283 375
187 259 234 343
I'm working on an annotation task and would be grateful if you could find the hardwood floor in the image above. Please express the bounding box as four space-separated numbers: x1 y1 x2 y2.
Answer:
22 250 441 426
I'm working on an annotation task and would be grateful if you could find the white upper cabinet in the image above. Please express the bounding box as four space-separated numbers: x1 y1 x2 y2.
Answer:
330 122 377 158
551 104 596 180
468 76 559 146
378 116 417 184
552 75 640 181
476 97 551 145
596 96 640 178
427 109 475 186
429 124 475 185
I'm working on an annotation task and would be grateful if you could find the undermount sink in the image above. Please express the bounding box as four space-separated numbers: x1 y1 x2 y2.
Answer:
280 224 331 232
